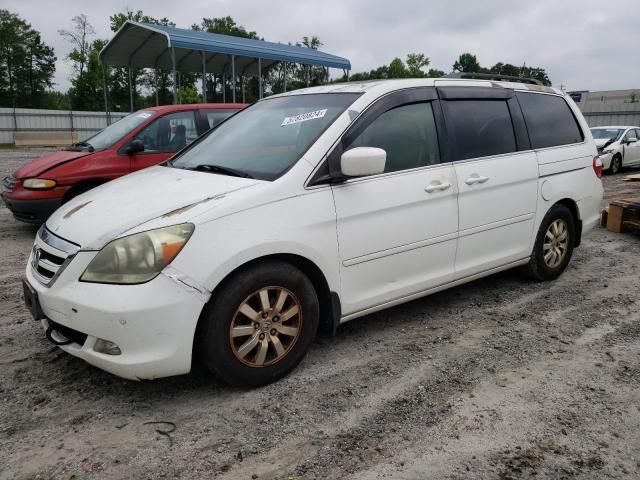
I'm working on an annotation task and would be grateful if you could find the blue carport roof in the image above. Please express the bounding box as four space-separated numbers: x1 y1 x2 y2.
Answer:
99 21 351 75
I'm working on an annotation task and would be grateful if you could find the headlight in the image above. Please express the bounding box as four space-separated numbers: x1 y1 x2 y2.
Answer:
603 149 613 154
23 178 56 189
80 224 194 284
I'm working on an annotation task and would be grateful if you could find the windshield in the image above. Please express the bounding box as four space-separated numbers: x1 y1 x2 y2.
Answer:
591 128 623 141
82 110 157 151
169 93 360 180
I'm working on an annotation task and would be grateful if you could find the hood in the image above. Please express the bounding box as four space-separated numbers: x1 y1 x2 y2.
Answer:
594 138 616 149
13 149 91 178
46 166 261 249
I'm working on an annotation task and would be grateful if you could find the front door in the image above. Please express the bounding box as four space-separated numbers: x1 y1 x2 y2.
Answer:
129 110 200 171
331 99 459 316
623 129 640 166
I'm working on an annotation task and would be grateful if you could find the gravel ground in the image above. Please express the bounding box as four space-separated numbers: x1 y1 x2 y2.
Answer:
1 148 639 480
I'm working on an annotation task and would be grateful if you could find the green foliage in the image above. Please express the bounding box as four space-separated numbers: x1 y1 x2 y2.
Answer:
0 9 56 107
406 53 430 77
427 68 445 78
178 86 201 104
452 53 483 73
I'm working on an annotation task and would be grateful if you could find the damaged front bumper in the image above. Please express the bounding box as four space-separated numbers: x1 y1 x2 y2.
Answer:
25 249 210 380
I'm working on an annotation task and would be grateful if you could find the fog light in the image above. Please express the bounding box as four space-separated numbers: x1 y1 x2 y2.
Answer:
94 338 121 355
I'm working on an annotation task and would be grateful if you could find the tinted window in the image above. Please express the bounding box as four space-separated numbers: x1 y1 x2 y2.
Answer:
83 111 156 151
204 109 237 129
347 102 440 172
445 100 516 160
517 92 584 149
135 111 198 153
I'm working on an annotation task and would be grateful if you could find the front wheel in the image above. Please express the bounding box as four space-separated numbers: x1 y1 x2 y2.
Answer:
523 204 575 281
609 155 622 175
197 261 319 388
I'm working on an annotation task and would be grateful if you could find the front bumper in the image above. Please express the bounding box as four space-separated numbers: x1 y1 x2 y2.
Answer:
1 194 62 224
25 250 209 380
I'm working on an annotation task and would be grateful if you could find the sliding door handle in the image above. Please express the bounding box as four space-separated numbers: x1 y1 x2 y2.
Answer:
465 174 489 185
425 181 452 193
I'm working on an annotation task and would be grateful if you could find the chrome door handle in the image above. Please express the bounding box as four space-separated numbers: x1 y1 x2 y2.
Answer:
425 181 452 193
465 174 489 185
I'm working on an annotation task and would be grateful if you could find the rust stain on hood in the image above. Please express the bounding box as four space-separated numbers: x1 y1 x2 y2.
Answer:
63 201 92 219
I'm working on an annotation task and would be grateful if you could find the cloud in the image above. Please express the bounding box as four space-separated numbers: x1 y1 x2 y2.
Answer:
3 0 639 93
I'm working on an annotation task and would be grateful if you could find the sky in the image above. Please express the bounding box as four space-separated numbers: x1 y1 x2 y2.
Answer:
4 0 640 93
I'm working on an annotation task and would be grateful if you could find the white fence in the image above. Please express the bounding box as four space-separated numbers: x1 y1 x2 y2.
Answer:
0 108 129 145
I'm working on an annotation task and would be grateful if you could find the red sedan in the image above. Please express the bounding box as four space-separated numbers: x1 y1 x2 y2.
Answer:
2 103 245 224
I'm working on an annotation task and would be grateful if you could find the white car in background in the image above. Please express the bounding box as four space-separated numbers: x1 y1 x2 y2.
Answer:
24 78 604 387
591 126 640 174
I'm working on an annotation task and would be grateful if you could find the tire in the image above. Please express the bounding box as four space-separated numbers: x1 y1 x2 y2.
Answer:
197 260 319 388
609 155 622 175
523 204 575 281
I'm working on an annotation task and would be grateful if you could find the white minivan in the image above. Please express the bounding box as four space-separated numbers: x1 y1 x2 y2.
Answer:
24 78 604 387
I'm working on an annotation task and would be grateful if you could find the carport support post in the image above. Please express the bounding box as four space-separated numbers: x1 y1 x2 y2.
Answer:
258 58 263 99
101 63 110 126
171 48 177 105
231 55 236 103
128 67 134 112
201 51 207 103
283 62 287 92
306 65 310 87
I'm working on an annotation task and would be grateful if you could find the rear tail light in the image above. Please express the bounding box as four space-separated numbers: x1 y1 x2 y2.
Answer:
593 155 603 178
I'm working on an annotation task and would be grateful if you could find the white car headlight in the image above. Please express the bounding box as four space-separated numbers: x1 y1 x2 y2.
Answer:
80 224 194 284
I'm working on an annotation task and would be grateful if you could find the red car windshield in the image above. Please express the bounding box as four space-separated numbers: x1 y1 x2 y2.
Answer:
80 110 157 151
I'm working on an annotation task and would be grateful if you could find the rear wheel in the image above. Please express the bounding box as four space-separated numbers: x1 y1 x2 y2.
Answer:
609 155 622 174
523 204 575 281
197 261 319 388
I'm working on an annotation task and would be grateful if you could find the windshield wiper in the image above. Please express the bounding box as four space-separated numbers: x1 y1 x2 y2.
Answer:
190 164 254 179
67 141 94 152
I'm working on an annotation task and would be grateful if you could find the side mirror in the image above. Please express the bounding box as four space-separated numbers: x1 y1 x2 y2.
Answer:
125 139 145 155
340 147 386 177
627 137 638 144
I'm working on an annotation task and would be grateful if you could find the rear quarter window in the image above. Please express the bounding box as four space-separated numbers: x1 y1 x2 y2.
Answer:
516 92 584 149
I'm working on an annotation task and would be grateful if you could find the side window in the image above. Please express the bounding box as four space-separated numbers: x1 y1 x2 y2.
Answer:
624 129 638 141
203 109 237 129
444 100 517 161
135 111 198 153
346 102 440 173
517 92 584 149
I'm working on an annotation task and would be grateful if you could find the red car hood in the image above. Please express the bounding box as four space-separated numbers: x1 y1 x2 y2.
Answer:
13 149 91 178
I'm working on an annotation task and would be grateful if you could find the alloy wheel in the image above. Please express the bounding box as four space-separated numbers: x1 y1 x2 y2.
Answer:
229 286 302 367
543 219 569 268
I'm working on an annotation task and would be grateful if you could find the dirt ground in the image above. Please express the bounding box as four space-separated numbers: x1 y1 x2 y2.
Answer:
1 148 639 480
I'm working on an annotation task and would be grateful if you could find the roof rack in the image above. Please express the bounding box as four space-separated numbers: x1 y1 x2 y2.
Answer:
444 72 543 86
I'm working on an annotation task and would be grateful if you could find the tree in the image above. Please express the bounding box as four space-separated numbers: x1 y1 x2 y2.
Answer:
406 53 429 77
0 10 56 108
427 68 445 78
452 53 482 73
58 15 94 83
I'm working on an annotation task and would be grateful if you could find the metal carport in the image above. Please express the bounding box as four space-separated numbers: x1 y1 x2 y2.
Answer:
99 21 351 112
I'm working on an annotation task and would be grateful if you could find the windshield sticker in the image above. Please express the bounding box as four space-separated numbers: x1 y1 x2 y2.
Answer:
137 112 152 119
281 109 327 127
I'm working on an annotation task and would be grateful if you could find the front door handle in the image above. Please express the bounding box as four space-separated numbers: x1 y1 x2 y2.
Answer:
465 174 490 185
425 181 452 193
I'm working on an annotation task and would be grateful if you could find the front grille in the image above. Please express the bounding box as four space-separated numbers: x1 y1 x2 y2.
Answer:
30 227 80 287
2 176 16 193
